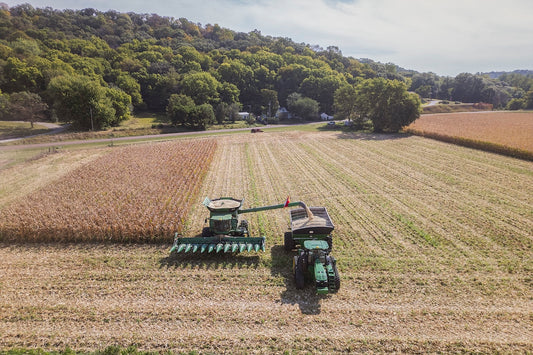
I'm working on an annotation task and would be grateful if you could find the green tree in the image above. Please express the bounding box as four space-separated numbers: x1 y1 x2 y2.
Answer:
299 74 343 113
334 84 367 128
259 89 279 117
190 103 215 130
524 91 533 109
1 57 43 93
166 94 215 129
7 91 48 127
506 98 525 110
0 90 9 119
48 75 130 130
287 93 319 121
166 94 195 126
179 71 220 105
105 87 132 125
116 73 142 107
355 78 420 132
218 81 240 105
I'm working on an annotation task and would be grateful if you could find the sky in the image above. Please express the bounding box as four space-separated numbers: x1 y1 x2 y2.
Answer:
4 0 533 76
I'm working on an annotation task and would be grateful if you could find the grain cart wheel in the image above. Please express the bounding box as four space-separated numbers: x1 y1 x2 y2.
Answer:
284 232 295 252
294 255 305 289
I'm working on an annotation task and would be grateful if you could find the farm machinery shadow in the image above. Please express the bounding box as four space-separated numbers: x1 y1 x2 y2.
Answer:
159 251 260 270
270 245 326 315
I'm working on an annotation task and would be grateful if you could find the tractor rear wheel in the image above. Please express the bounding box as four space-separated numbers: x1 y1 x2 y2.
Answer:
328 256 341 292
284 232 295 252
294 255 305 289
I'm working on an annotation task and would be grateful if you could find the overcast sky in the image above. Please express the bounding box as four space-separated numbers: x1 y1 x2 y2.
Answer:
4 0 533 76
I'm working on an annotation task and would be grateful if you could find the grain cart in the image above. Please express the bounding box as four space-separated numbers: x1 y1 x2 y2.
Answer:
293 239 340 294
284 206 335 252
170 197 311 254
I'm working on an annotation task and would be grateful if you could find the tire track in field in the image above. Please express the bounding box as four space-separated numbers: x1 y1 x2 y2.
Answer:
304 135 526 272
387 139 533 251
356 137 533 258
272 136 397 257
296 138 439 261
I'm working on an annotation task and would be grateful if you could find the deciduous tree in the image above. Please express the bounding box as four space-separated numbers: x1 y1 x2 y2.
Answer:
355 78 420 132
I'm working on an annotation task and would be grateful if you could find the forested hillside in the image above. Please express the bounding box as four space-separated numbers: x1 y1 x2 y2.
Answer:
0 3 531 131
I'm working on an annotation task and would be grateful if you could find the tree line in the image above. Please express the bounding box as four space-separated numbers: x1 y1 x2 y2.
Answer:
0 4 530 132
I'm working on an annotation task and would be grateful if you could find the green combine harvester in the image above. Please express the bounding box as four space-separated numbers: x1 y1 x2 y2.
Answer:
170 197 310 254
170 196 341 294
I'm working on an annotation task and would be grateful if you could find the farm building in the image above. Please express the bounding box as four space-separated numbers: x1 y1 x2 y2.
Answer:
320 113 334 120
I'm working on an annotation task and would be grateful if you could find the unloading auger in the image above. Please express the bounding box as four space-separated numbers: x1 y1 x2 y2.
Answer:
170 197 310 254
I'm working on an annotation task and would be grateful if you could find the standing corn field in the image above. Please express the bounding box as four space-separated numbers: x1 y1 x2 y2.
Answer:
0 138 217 243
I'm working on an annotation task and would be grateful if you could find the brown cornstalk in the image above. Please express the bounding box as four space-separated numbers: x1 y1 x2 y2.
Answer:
0 138 216 243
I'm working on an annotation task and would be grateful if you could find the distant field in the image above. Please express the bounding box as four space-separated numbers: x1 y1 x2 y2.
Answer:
0 131 532 353
406 111 533 158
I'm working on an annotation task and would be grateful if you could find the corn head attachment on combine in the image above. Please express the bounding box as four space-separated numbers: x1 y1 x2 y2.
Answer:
171 197 310 254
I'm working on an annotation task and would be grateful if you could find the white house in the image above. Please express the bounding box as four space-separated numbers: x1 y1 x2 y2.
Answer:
275 107 293 120
238 112 250 120
320 113 334 120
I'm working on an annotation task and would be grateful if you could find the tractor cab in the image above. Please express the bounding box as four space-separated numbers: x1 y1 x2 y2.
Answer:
294 239 340 294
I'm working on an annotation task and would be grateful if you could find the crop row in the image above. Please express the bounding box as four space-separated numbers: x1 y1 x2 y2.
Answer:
0 138 217 242
405 112 533 160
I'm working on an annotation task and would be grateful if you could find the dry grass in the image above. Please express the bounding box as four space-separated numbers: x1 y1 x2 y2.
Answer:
0 138 216 243
0 131 532 353
0 121 51 140
405 111 533 157
0 149 106 209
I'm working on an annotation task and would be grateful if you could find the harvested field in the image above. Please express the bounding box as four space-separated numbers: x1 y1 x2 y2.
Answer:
405 111 533 158
0 138 216 242
1 131 532 353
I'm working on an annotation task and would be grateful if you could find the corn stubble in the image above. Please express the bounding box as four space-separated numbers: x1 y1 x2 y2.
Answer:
1 131 532 353
0 138 216 243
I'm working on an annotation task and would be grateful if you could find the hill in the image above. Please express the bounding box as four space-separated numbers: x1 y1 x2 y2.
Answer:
0 3 531 133
482 69 533 79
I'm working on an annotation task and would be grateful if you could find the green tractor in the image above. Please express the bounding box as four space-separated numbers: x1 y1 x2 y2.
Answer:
293 239 341 294
170 197 311 254
284 206 340 294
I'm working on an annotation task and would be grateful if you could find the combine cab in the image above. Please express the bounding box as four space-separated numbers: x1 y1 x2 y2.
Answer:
293 240 340 294
171 197 311 254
